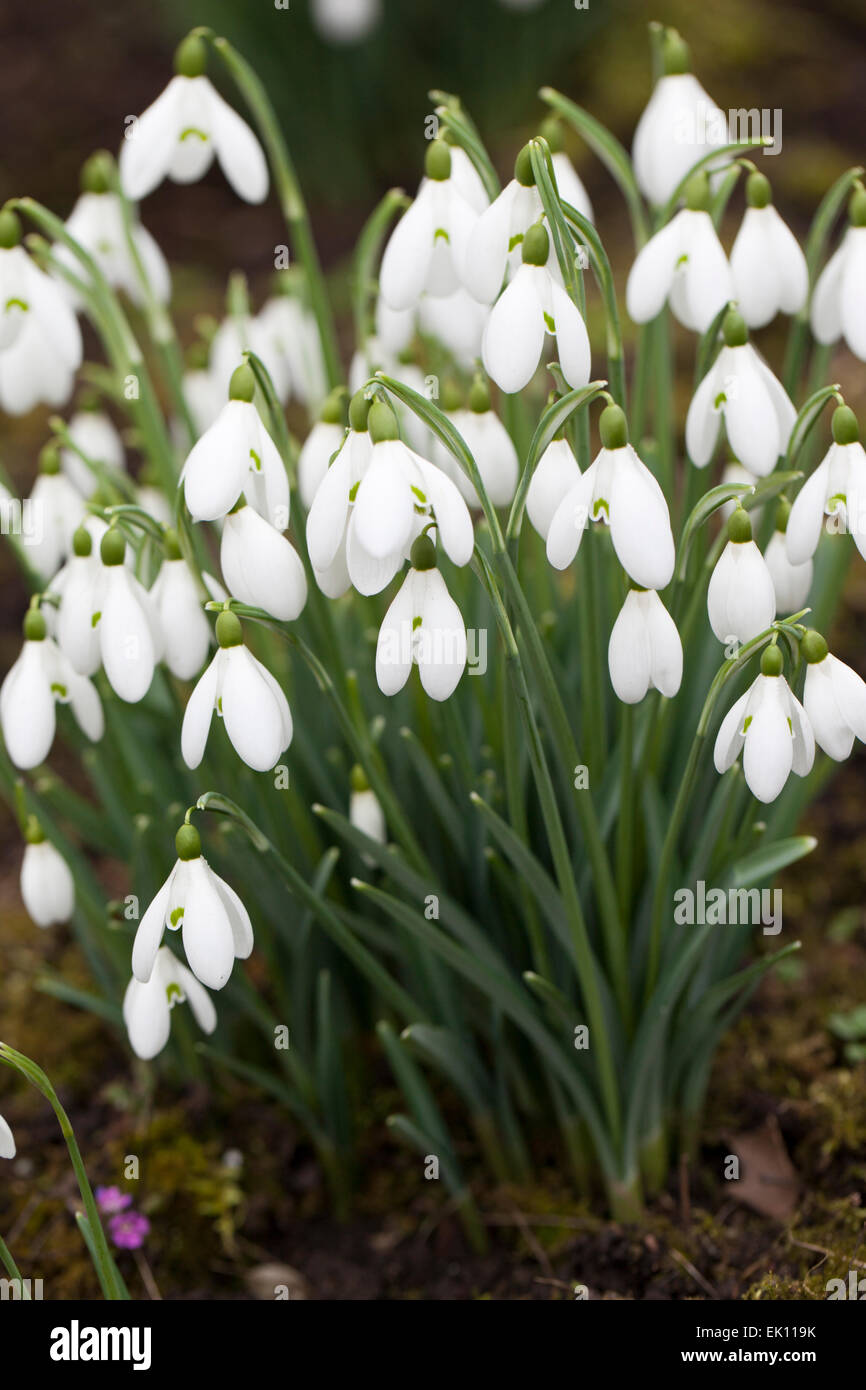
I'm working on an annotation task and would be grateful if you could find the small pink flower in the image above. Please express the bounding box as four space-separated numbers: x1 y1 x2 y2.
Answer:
108 1210 150 1250
96 1185 132 1214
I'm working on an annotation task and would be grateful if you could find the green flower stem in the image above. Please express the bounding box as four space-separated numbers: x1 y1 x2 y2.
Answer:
473 548 623 1148
644 625 782 999
193 794 425 1023
0 1235 28 1296
0 1044 126 1300
500 648 552 982
616 699 634 925
206 32 341 391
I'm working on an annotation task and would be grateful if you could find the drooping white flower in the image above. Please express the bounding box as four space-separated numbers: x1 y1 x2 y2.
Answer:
119 37 268 205
220 502 307 622
417 286 489 364
309 398 473 598
181 364 289 525
181 609 292 772
54 523 103 675
97 529 162 702
0 609 103 769
546 405 675 591
730 173 807 328
810 190 866 359
526 436 581 541
20 827 74 928
208 309 289 404
626 182 733 333
686 310 796 477
375 538 467 701
0 1112 14 1159
482 223 590 394
124 944 217 1060
379 140 479 312
786 406 866 564
801 631 866 761
432 380 518 507
349 768 386 852
60 408 126 497
714 646 815 803
464 147 559 305
131 821 253 991
707 507 776 644
608 588 682 704
0 210 83 415
298 392 347 509
149 540 211 681
764 518 812 615
56 153 171 308
632 33 729 206
306 398 373 598
311 0 382 45
25 447 85 581
256 288 328 411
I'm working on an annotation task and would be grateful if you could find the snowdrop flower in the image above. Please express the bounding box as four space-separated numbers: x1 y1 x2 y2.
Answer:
0 608 103 769
482 223 590 394
97 529 162 701
220 501 307 622
707 507 776 645
380 141 478 312
730 173 807 328
432 379 518 507
626 173 733 332
632 30 729 206
208 308 289 404
810 188 866 359
26 445 85 581
547 405 675 590
119 36 268 205
311 0 382 45
764 502 812 614
20 820 74 928
132 821 253 991
149 532 211 680
310 397 473 598
686 310 796 477
181 363 289 526
375 535 467 701
380 139 480 312
298 390 348 508
714 643 815 803
801 630 866 761
417 286 488 364
56 152 171 309
60 407 126 497
608 588 682 704
526 435 581 541
786 405 866 564
306 391 373 597
182 609 292 772
0 1113 14 1160
256 286 327 411
55 525 103 675
0 209 83 415
124 944 217 1061
349 766 387 854
464 146 556 305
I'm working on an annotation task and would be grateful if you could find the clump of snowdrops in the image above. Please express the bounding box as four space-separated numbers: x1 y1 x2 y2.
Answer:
2 22 865 1258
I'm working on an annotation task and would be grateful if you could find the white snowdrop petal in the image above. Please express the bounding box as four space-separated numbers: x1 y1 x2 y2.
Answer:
413 457 474 566
546 472 593 570
345 513 404 595
0 1113 15 1160
482 266 545 394
306 445 354 571
123 975 171 1060
99 569 157 702
174 956 218 1036
463 182 516 305
550 280 591 389
685 362 722 467
221 507 307 621
353 441 414 560
221 647 288 771
415 570 467 701
375 572 416 696
765 205 808 316
788 689 816 777
828 654 866 746
804 661 853 760
526 438 581 540
608 592 652 704
182 400 253 522
810 237 847 344
643 592 683 698
722 351 781 478
609 447 675 590
20 841 74 928
743 683 793 802
206 82 269 204
119 78 185 200
0 643 56 769
181 654 219 769
785 457 830 565
210 870 255 960
625 215 682 323
131 870 175 983
714 688 751 772
840 228 866 359
181 858 237 991
379 188 434 311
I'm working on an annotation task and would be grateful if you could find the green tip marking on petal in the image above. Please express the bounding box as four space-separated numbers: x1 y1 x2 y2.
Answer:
410 485 427 504
169 907 184 928
507 233 524 253
348 481 360 502
543 312 556 333
165 982 184 1007
742 716 752 732
50 683 68 698
179 127 209 143
249 448 262 472
4 298 28 313
90 611 102 628
714 392 727 409
412 615 423 631
433 227 450 243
